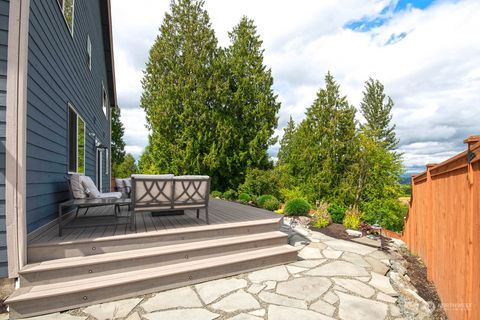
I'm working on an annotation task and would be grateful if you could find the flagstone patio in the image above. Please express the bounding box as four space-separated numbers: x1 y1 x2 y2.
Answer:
15 223 408 320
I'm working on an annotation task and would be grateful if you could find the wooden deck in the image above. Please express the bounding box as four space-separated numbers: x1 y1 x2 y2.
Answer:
28 198 279 246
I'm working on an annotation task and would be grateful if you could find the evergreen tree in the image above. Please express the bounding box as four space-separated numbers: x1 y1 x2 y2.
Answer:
111 105 126 166
140 0 220 178
360 78 398 150
278 116 296 165
211 17 280 189
113 154 138 178
284 72 358 205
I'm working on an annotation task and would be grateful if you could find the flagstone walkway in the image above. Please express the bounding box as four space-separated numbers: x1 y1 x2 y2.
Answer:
17 225 408 320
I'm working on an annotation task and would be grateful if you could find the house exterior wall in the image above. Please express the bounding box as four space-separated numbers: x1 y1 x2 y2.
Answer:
0 0 9 277
25 0 111 232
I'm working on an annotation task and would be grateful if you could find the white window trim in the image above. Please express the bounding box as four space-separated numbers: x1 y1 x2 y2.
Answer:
67 104 86 174
102 83 108 117
87 34 92 70
96 149 103 191
57 0 75 37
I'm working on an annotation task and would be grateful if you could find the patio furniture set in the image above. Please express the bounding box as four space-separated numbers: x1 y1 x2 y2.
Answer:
59 174 211 236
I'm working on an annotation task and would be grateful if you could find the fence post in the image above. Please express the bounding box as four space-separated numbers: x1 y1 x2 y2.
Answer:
464 136 480 320
425 163 436 281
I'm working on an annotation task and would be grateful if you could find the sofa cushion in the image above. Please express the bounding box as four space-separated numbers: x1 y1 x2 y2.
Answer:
97 192 122 199
70 174 87 199
131 174 174 180
81 176 101 198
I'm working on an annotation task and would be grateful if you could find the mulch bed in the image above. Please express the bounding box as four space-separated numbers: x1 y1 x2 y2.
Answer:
401 251 448 319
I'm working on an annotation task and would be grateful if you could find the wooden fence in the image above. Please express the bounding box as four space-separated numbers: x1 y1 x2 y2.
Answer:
402 136 480 320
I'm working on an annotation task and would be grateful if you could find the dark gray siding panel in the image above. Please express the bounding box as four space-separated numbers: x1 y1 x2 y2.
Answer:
26 0 111 232
0 0 8 277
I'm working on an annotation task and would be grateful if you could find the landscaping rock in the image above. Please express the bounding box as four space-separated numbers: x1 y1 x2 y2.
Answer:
276 277 331 302
309 299 336 316
390 304 402 317
82 297 142 320
248 265 289 283
258 291 307 309
346 229 362 237
142 287 202 312
143 309 219 320
364 255 390 275
336 291 388 320
195 278 247 304
369 272 398 296
211 290 260 313
376 292 397 303
306 261 370 277
267 305 335 320
333 278 376 298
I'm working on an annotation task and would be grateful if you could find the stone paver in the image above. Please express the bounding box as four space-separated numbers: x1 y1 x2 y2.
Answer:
264 280 277 290
276 277 331 302
341 252 371 268
322 249 343 259
324 239 378 255
125 312 142 320
258 291 307 309
289 259 325 268
336 291 388 320
268 305 335 320
286 265 307 274
227 314 262 320
19 314 86 320
142 286 202 312
247 283 266 294
306 260 370 277
249 309 266 317
143 309 219 320
248 265 289 283
310 299 336 316
211 290 260 312
364 256 390 275
298 246 323 259
196 278 247 304
82 298 142 320
323 291 339 304
333 278 375 298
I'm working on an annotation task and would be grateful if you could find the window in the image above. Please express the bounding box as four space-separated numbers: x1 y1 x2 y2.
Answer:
102 84 108 116
57 0 75 34
87 35 92 70
68 105 85 173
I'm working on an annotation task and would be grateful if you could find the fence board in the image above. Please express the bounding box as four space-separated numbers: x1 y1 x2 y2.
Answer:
402 136 480 320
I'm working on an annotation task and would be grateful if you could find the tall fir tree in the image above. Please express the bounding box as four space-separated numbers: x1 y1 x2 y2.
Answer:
360 78 399 150
111 105 126 165
283 72 358 205
211 17 280 189
140 0 220 178
278 116 296 165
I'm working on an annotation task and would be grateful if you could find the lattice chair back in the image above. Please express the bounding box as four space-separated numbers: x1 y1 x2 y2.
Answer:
173 176 210 207
131 174 175 212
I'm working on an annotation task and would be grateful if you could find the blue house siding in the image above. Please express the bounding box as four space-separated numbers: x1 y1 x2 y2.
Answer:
25 0 111 232
0 0 9 277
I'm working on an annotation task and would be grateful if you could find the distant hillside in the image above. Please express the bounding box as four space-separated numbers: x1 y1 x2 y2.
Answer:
400 173 413 185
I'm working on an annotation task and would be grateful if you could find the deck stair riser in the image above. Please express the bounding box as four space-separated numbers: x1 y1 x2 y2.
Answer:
8 246 298 318
20 232 288 286
27 219 281 262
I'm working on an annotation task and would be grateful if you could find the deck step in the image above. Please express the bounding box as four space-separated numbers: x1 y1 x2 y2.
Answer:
7 245 298 318
27 218 282 262
20 231 288 286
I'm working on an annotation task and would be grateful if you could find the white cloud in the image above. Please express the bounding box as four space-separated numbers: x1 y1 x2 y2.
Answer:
111 0 480 171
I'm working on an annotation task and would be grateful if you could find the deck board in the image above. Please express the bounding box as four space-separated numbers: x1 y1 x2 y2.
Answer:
28 199 279 246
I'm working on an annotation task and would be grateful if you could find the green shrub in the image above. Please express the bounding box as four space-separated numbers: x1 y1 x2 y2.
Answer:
263 198 280 211
312 202 331 228
238 193 251 204
211 190 222 199
328 203 347 224
343 207 361 230
361 199 408 232
279 187 304 202
239 169 281 199
284 198 310 216
223 189 237 200
256 195 276 208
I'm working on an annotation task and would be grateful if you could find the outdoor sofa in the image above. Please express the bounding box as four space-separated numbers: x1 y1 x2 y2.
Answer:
130 174 211 225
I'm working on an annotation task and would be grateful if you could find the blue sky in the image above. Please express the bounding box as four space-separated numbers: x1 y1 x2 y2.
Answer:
111 0 480 174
